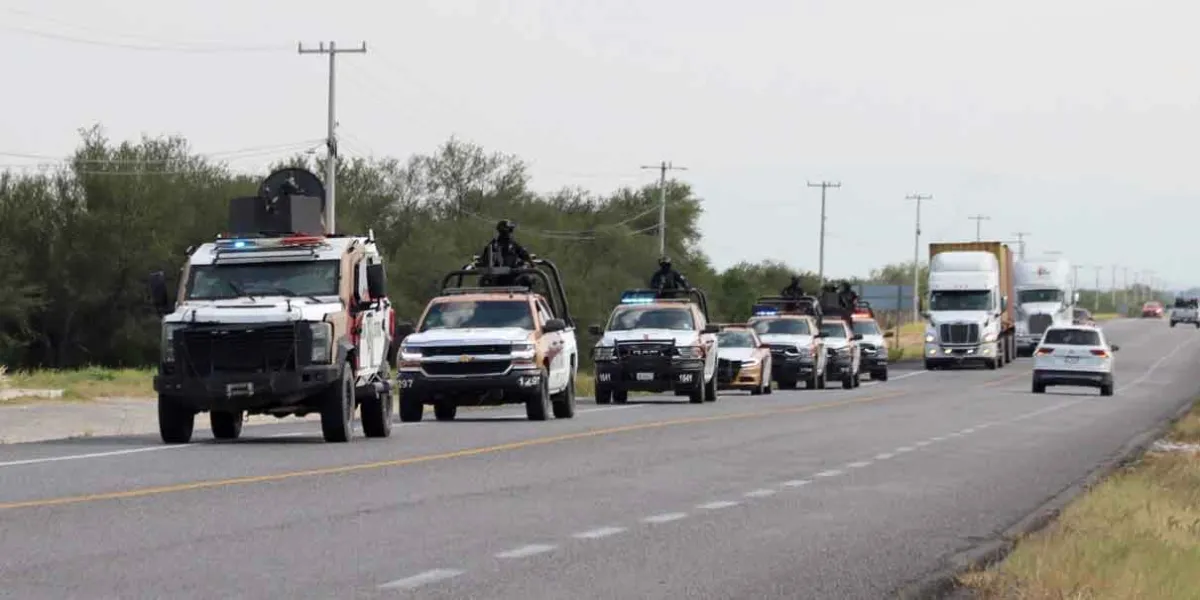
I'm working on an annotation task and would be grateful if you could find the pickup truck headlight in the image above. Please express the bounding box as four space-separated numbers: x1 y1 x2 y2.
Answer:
309 322 333 363
675 345 703 359
593 346 615 361
399 341 423 361
161 324 182 363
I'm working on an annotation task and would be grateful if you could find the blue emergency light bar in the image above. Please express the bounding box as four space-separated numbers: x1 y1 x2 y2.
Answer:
620 291 658 305
214 235 324 251
751 304 779 316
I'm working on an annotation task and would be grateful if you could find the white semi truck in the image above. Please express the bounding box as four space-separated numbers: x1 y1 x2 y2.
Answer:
923 242 1017 370
1013 256 1078 356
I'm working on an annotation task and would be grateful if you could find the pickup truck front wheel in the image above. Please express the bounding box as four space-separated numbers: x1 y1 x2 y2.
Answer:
526 369 551 421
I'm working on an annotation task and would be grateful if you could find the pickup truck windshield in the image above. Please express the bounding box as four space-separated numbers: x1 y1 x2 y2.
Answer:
1018 289 1062 303
819 323 847 338
852 321 881 336
419 300 534 331
717 331 755 348
930 290 991 311
608 306 695 331
750 319 810 335
186 260 340 300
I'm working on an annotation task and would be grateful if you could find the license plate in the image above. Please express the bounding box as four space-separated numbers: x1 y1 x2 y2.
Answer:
1064 356 1079 364
636 372 654 381
225 382 254 397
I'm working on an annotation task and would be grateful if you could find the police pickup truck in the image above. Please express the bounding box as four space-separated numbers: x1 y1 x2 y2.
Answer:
1170 297 1199 328
589 288 720 404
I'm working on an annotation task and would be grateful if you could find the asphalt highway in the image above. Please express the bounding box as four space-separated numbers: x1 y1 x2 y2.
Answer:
0 318 1195 599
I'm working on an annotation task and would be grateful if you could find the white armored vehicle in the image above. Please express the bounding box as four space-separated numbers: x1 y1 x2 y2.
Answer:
149 168 397 444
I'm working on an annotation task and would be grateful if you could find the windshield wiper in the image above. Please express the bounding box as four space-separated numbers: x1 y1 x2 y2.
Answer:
226 280 255 302
266 286 322 304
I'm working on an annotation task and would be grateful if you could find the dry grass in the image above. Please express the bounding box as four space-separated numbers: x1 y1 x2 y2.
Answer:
3 367 155 401
960 403 1200 600
890 322 926 361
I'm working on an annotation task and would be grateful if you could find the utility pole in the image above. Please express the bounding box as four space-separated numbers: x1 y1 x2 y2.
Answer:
1092 266 1102 312
641 161 688 257
968 214 990 241
808 181 841 288
1071 265 1082 292
1110 265 1118 309
1122 267 1130 309
906 193 932 323
298 40 367 235
1012 231 1031 259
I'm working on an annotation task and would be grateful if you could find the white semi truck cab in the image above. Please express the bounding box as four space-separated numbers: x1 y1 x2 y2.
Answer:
923 249 1010 370
1013 257 1077 356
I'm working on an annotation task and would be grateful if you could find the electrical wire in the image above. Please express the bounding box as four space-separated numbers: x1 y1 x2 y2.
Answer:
0 21 286 53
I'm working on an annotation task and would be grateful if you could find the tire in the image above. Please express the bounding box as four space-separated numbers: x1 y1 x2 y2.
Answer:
987 358 998 370
852 370 861 388
703 372 718 402
158 395 195 444
399 390 424 422
841 373 853 389
688 382 704 403
613 390 629 404
763 378 773 395
552 371 577 419
805 368 820 389
525 370 550 421
818 368 827 389
1032 380 1045 394
924 361 937 371
320 362 355 443
779 378 798 390
595 387 612 405
1100 382 1114 396
210 410 243 440
1170 321 1177 328
434 402 457 421
873 369 889 382
360 384 393 438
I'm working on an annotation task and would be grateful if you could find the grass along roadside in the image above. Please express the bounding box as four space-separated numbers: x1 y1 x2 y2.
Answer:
959 400 1200 599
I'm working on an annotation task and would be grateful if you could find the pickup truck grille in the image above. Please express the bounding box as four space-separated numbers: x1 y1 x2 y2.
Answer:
422 344 511 357
179 324 297 374
1028 314 1053 335
768 344 799 356
939 323 979 344
422 361 512 377
616 342 674 359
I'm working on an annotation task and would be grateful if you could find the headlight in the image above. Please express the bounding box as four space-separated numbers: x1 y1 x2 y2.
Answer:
399 341 423 361
675 345 703 359
741 358 761 367
983 331 997 343
161 324 182 363
309 322 333 363
834 347 851 357
794 346 810 357
593 346 615 361
925 332 936 343
511 342 536 358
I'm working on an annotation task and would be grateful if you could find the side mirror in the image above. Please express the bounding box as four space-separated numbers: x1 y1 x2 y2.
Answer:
921 311 931 319
148 271 172 316
1111 344 1120 352
366 263 387 299
883 331 894 338
702 324 720 334
852 333 864 341
588 324 604 336
543 318 567 333
394 320 415 341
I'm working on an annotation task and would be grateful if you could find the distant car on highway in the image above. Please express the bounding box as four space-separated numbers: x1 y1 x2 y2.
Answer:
1031 325 1119 396
1072 308 1096 326
1141 301 1164 318
1169 297 1199 328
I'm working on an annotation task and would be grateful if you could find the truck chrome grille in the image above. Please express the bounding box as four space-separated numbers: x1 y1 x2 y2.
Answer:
616 342 674 358
179 324 297 374
422 344 511 357
1028 314 1053 335
939 323 980 344
422 361 512 376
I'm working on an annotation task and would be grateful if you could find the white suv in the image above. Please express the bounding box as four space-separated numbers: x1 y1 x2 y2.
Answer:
1031 325 1118 396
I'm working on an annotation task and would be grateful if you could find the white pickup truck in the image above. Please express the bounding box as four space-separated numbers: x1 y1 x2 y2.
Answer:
1169 298 1199 328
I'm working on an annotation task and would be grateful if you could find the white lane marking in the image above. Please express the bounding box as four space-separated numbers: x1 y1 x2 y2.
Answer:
845 461 871 469
874 452 895 460
914 440 932 447
781 479 812 487
378 569 465 590
814 469 843 477
961 428 976 434
642 512 688 523
698 500 740 510
577 405 646 414
1118 336 1199 391
495 544 557 559
744 488 777 498
930 436 947 442
947 432 963 438
0 444 186 468
1008 399 1084 423
895 446 914 453
572 527 626 540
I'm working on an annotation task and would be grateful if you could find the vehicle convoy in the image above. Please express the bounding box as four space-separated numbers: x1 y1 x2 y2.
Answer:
149 168 397 444
819 317 864 389
849 302 893 381
395 255 579 422
923 241 1017 370
714 324 773 395
1013 256 1078 356
747 295 828 389
1031 324 1119 396
589 288 721 404
1169 297 1199 328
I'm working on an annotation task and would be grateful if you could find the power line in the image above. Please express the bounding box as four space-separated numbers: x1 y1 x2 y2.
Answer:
640 161 688 257
0 23 285 53
969 214 988 242
299 41 368 235
906 193 932 323
808 181 841 288
0 140 323 164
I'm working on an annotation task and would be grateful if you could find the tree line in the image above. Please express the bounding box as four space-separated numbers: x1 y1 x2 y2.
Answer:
0 126 963 369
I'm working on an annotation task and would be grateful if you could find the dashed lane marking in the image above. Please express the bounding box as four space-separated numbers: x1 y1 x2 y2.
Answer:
642 512 688 523
378 569 465 591
697 500 741 510
495 544 557 559
572 527 626 540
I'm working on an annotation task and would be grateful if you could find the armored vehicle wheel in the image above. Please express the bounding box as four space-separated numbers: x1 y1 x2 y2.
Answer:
158 395 195 444
320 362 355 443
434 402 457 421
525 369 551 421
551 372 577 419
210 410 243 440
360 389 393 438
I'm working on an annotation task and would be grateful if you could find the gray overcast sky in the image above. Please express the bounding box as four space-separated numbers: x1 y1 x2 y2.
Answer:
2 0 1196 289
